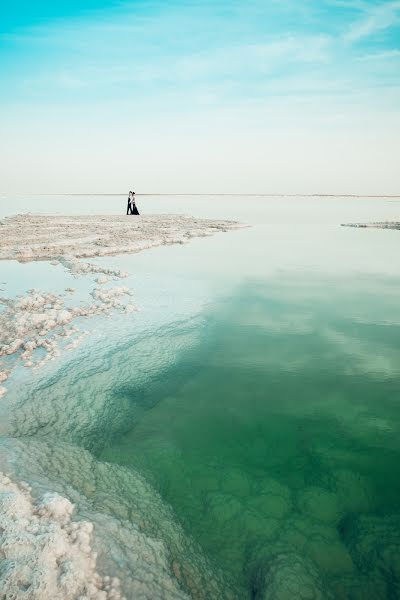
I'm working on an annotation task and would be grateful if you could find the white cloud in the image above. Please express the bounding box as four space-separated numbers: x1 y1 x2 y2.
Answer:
344 0 400 42
14 32 333 97
356 48 400 60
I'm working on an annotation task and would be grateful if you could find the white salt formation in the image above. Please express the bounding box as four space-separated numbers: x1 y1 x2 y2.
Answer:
1 439 235 600
0 213 244 266
59 257 129 279
0 287 135 394
341 221 400 230
0 472 124 600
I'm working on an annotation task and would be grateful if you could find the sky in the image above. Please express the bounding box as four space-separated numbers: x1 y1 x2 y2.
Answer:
0 0 399 194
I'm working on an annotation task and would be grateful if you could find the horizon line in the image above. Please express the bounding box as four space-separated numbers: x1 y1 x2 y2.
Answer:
3 193 400 198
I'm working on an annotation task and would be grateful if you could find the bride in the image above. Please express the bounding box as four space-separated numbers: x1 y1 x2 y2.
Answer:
130 191 140 215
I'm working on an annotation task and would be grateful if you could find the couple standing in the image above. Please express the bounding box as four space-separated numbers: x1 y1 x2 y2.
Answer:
127 191 140 215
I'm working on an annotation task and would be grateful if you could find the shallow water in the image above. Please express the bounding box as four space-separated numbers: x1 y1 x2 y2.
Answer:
1 195 400 598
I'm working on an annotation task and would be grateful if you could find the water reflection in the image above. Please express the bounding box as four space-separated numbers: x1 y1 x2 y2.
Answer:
100 277 400 598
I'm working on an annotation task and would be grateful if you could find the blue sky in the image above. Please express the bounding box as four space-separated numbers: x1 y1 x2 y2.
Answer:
0 1 399 193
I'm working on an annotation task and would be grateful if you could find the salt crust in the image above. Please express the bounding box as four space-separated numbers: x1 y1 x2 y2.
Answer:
0 287 135 395
341 221 400 230
0 213 244 270
1 439 234 600
0 471 124 600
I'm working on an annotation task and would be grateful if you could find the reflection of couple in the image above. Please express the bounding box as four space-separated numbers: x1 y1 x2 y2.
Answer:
127 191 140 215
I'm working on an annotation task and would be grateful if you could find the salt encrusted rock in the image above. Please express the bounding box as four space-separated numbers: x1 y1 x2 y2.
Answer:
124 304 137 314
36 492 74 521
0 370 9 383
0 286 135 395
252 552 334 600
0 472 124 600
61 259 130 279
91 286 130 308
3 440 236 600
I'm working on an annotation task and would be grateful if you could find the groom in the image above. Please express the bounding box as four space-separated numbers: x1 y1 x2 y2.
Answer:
126 191 133 215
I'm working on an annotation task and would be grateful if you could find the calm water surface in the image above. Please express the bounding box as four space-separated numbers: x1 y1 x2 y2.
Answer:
2 195 400 598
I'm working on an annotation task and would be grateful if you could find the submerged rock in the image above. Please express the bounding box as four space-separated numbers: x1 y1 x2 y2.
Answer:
297 486 340 524
248 478 292 519
275 516 354 576
251 552 334 600
340 513 400 598
205 492 243 524
332 469 375 515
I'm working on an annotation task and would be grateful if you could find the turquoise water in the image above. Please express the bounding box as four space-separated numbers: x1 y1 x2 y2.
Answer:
98 275 400 598
1 196 400 598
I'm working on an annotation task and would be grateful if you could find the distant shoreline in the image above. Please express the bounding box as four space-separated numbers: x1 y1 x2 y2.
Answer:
342 222 400 230
4 193 400 198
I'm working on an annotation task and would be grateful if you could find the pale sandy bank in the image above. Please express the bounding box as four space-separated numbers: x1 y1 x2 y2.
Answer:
0 213 244 264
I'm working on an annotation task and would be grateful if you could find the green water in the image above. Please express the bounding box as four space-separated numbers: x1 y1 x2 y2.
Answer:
3 196 400 598
100 278 400 599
